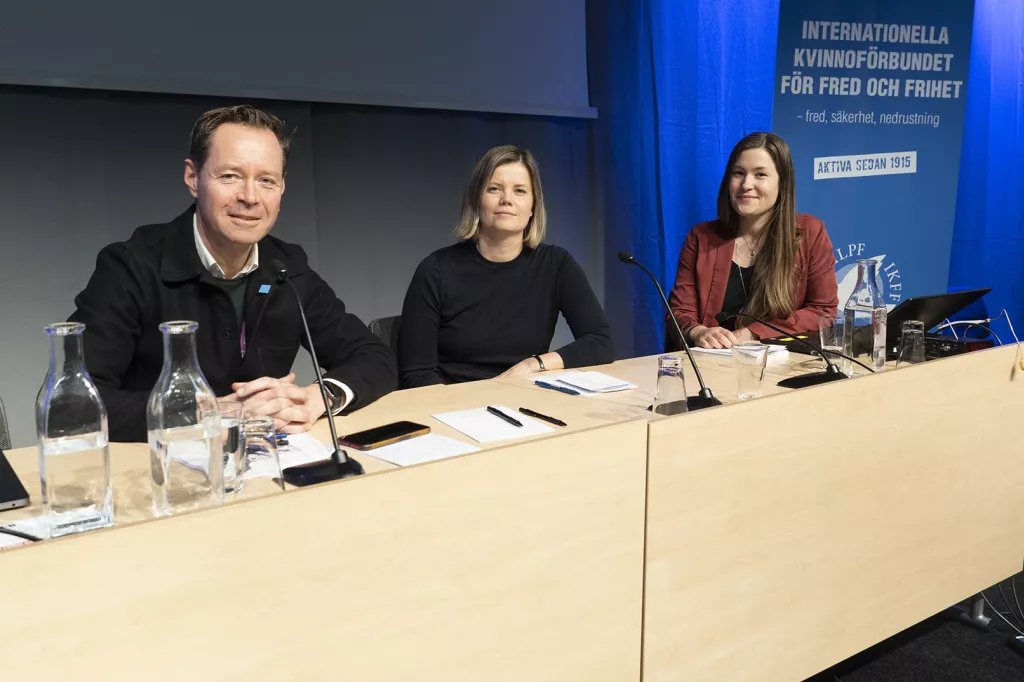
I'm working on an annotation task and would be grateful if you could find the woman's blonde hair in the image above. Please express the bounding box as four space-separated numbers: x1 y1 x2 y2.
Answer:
716 132 801 321
454 145 547 249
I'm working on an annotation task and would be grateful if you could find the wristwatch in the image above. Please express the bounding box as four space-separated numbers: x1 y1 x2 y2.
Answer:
532 354 546 372
317 380 344 414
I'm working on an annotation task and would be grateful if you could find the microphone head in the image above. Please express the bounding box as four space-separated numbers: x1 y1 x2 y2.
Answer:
268 258 288 284
617 251 636 265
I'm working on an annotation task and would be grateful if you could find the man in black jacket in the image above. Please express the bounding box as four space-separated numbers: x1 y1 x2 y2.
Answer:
70 105 397 442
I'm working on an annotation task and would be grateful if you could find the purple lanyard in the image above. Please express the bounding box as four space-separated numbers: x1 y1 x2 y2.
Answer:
240 320 247 358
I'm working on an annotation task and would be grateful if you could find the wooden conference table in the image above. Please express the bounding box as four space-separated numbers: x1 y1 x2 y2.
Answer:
1 344 1022 681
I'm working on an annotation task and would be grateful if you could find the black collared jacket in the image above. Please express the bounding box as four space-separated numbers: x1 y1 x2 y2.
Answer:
69 206 397 442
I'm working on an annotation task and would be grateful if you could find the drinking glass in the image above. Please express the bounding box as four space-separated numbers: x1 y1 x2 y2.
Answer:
652 355 688 416
818 314 849 373
219 399 245 494
732 343 769 400
234 416 285 499
897 320 926 367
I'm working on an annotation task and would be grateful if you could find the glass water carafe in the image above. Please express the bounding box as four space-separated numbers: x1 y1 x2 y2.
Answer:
146 321 224 517
843 259 888 374
36 322 114 537
652 355 689 416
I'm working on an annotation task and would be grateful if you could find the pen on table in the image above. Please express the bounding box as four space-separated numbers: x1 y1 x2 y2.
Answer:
535 380 581 396
274 433 289 445
486 406 523 427
518 407 567 427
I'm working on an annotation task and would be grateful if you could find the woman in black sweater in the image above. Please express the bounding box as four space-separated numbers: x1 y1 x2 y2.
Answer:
399 145 615 388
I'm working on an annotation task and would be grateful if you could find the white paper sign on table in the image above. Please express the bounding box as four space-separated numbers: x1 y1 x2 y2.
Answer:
432 405 554 443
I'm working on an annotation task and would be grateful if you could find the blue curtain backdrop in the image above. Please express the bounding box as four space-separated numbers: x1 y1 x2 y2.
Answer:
592 0 1024 357
948 0 1024 339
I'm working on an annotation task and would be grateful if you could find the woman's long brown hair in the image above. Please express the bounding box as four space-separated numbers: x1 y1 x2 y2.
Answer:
716 132 800 321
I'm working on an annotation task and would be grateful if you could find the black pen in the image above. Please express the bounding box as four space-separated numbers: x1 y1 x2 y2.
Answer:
535 380 581 396
518 407 567 427
486 405 523 427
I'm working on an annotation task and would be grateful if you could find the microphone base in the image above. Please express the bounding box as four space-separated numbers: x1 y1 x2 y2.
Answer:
282 450 364 487
646 394 723 415
687 394 723 411
777 370 848 390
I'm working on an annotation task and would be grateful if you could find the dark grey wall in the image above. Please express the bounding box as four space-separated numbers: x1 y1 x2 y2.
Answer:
0 1 591 117
0 87 602 447
310 104 602 322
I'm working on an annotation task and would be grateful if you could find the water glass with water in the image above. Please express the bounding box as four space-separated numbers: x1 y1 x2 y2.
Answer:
652 355 688 416
897 320 926 367
732 343 769 400
234 416 285 498
219 399 245 494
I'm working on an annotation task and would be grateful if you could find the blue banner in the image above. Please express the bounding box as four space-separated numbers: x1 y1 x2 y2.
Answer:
772 1 974 307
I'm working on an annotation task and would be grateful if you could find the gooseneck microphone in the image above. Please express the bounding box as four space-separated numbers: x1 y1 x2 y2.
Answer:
714 311 871 389
269 258 363 484
618 251 722 410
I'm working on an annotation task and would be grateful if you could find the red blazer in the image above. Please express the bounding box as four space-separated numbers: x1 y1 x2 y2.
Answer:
668 214 839 340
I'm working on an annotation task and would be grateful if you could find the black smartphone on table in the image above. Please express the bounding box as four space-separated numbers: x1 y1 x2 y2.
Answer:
0 450 30 511
339 421 430 451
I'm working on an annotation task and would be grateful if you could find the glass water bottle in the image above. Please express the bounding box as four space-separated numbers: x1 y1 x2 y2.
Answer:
36 322 114 538
652 355 689 416
147 321 224 517
843 259 888 374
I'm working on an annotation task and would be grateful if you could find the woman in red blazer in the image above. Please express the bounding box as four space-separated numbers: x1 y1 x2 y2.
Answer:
668 132 839 348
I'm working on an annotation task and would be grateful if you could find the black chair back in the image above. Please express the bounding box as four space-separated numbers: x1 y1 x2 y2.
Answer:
368 315 402 351
0 396 10 450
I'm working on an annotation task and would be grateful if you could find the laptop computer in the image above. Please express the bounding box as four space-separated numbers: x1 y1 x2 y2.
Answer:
881 287 991 353
764 288 992 359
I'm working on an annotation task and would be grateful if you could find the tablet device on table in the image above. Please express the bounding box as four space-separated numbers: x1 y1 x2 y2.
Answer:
0 450 30 511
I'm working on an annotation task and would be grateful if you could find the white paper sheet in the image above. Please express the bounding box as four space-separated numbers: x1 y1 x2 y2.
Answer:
530 371 637 393
276 431 335 470
367 433 480 467
0 516 48 550
432 405 555 443
0 531 28 549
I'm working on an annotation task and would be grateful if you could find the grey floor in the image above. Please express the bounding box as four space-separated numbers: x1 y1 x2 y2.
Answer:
806 574 1024 682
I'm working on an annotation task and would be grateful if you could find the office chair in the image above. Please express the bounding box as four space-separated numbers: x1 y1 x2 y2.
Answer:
0 396 11 450
368 315 402 352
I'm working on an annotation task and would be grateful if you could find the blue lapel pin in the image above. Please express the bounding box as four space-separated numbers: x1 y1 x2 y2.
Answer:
258 284 271 294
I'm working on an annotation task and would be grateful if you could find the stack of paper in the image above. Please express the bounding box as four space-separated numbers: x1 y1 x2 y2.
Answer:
531 371 637 394
432 405 554 443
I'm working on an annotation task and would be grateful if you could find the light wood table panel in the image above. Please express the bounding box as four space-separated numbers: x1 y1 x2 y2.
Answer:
4 375 646 531
2 437 395 527
642 345 1024 682
492 347 817 426
0 419 648 682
